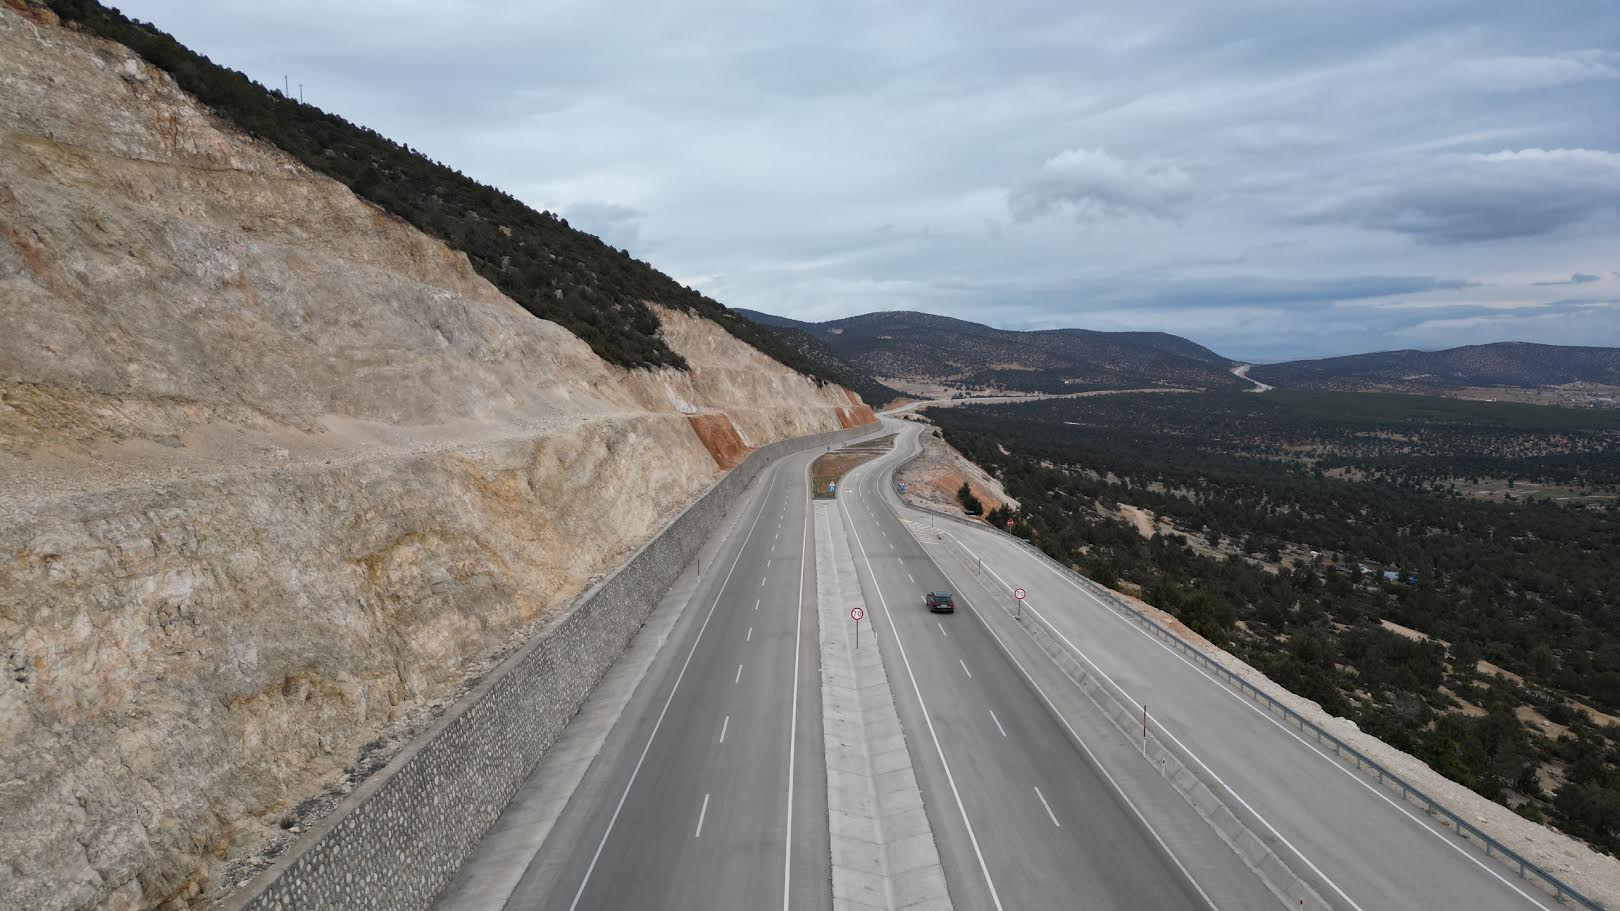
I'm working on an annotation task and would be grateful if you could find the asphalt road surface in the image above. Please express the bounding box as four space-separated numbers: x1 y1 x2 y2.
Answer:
834 427 1276 911
497 446 837 911
450 425 1286 910
870 418 1565 911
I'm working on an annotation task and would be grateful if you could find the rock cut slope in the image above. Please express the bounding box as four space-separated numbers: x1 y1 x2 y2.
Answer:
0 5 870 909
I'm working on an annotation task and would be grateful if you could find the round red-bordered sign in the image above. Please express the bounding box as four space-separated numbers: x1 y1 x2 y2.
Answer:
1013 588 1026 601
850 606 866 621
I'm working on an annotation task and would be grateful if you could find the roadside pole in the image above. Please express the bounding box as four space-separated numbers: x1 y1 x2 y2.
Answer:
851 605 865 648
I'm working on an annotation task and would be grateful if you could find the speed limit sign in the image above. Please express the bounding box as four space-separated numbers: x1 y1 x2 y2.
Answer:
1013 588 1026 601
850 606 866 621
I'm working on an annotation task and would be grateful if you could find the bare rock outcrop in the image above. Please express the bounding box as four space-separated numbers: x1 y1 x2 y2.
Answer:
0 8 868 909
895 424 1018 521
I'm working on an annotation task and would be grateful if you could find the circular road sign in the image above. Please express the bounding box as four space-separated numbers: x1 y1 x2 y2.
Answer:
850 606 866 621
1013 588 1026 601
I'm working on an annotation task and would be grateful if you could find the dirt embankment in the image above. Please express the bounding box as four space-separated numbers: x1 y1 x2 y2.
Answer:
895 424 1018 521
0 9 870 910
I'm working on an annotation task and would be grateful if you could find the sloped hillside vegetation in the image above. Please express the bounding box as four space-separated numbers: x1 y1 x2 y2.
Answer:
45 0 836 382
751 310 1244 394
735 310 903 408
1251 343 1620 394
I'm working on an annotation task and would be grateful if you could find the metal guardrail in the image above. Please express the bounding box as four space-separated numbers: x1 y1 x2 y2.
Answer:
1043 558 1603 911
883 426 1604 910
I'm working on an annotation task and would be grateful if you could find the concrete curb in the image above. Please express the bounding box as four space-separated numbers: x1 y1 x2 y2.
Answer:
817 501 952 911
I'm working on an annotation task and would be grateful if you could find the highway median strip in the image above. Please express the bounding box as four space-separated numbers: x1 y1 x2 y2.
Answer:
816 500 953 911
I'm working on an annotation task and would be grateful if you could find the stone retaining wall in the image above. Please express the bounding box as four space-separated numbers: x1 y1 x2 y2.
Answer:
227 424 873 911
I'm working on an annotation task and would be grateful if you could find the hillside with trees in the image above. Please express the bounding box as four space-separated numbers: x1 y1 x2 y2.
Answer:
1251 343 1620 403
735 310 902 407
738 309 1243 395
45 0 843 387
931 392 1620 854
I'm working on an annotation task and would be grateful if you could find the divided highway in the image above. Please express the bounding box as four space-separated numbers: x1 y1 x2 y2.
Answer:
834 429 1275 910
869 418 1567 911
442 416 1566 911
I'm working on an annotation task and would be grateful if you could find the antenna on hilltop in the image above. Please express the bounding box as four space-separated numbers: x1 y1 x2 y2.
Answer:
283 74 289 96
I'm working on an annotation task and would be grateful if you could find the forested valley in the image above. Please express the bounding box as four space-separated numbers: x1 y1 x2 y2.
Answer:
931 391 1620 854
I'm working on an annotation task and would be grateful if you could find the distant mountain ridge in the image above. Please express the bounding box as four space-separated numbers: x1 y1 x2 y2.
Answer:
740 309 1620 407
737 309 1243 397
1250 343 1620 395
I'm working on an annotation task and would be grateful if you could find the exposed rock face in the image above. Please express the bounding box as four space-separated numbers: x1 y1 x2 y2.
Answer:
0 8 868 909
895 424 1018 521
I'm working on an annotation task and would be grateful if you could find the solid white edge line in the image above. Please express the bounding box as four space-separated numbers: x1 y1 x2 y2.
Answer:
782 460 811 911
952 532 1369 911
881 425 1218 910
566 461 781 911
695 793 710 838
930 548 1219 911
1034 786 1061 828
956 528 1557 911
838 459 1006 911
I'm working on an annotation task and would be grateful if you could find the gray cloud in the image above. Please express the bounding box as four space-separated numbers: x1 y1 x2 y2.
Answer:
114 0 1620 359
1533 272 1601 285
1008 148 1192 221
562 202 645 253
1304 149 1620 243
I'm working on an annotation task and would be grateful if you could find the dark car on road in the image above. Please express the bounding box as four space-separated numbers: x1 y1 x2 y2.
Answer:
925 591 955 613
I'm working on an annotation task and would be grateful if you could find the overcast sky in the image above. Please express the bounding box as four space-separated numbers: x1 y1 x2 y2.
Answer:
118 0 1620 360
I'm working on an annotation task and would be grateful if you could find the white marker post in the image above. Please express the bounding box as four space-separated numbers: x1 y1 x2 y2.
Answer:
1013 587 1026 620
851 606 865 648
1142 704 1149 756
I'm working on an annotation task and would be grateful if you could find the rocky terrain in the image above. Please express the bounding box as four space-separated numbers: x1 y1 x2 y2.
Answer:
0 6 868 908
895 423 1019 521
733 310 903 409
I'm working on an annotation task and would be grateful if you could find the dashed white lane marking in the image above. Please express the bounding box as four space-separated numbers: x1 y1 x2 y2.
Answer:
906 571 915 583
719 715 730 743
838 495 1005 911
959 659 973 679
567 460 781 911
1034 786 1061 828
989 709 1007 737
747 626 753 642
761 576 767 587
695 793 710 838
754 598 761 611
942 533 1346 911
735 664 743 684
938 622 948 637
